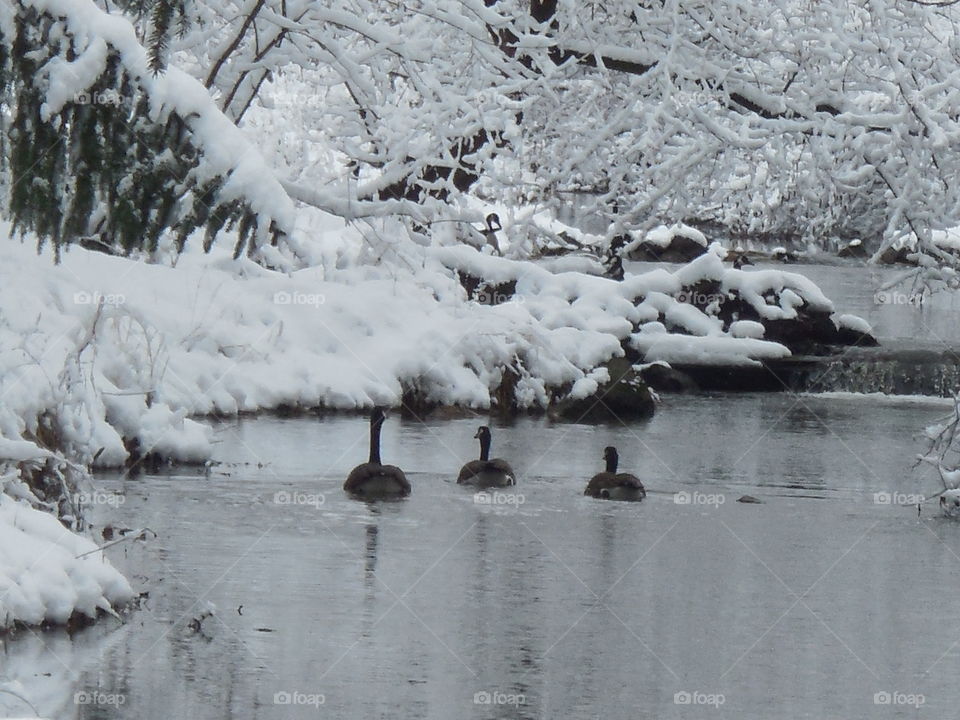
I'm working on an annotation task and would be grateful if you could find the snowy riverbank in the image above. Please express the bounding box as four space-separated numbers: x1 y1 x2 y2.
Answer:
0 489 132 630
0 218 881 631
0 223 875 469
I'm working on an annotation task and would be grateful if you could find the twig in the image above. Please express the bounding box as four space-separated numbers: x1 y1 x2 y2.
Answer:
75 528 157 559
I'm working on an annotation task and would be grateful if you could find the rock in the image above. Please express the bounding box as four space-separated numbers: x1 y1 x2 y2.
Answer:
837 239 868 258
604 235 628 280
737 495 762 504
771 246 799 263
456 271 517 305
836 323 880 348
639 363 699 393
877 245 914 265
714 296 878 354
626 227 707 263
492 365 521 418
729 252 754 269
552 357 656 421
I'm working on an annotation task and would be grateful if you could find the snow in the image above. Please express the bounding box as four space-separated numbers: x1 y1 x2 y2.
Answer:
835 313 872 335
29 0 303 253
801 391 953 407
0 220 869 470
632 333 790 367
730 320 766 339
0 494 133 628
624 222 708 252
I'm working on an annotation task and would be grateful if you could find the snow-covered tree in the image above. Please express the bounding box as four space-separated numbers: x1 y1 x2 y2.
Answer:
0 0 297 262
5 0 960 268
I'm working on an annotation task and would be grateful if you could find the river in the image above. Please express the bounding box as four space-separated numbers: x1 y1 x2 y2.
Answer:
3 263 960 719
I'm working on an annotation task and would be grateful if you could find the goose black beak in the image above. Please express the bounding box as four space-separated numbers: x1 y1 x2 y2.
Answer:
473 429 482 439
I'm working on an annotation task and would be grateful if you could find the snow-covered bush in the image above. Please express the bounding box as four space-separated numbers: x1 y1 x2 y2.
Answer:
0 490 133 629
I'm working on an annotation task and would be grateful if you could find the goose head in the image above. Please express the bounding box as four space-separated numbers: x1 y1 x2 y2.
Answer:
485 213 502 232
370 407 387 428
940 491 960 515
603 446 619 472
474 425 493 461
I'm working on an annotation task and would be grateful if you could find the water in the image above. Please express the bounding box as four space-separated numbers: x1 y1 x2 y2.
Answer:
6 394 960 719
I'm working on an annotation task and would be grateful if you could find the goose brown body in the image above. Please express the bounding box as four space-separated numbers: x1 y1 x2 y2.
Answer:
345 462 410 496
458 426 515 487
584 447 645 501
344 408 411 498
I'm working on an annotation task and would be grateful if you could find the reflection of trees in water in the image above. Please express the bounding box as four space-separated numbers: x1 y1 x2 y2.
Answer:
465 512 542 718
364 522 379 577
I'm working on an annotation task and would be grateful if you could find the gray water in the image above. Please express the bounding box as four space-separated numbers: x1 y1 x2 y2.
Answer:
6 393 960 719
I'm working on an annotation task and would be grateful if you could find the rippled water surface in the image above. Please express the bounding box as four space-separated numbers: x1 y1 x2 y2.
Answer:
6 391 960 719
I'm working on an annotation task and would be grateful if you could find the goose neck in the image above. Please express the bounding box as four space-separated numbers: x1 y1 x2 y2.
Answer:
605 453 618 473
479 434 492 461
369 421 382 464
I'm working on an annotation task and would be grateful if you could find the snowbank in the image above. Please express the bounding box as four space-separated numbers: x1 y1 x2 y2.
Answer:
0 222 868 467
0 493 132 628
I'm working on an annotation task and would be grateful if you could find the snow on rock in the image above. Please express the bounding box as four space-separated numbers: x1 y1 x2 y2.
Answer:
432 242 858 369
835 314 872 336
730 320 766 339
632 334 790 367
623 223 709 263
0 494 133 628
641 223 708 249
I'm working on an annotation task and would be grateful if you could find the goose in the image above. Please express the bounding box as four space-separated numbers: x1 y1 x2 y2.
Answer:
344 408 411 498
584 446 646 501
940 489 960 517
457 426 515 487
482 213 503 256
732 253 753 269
